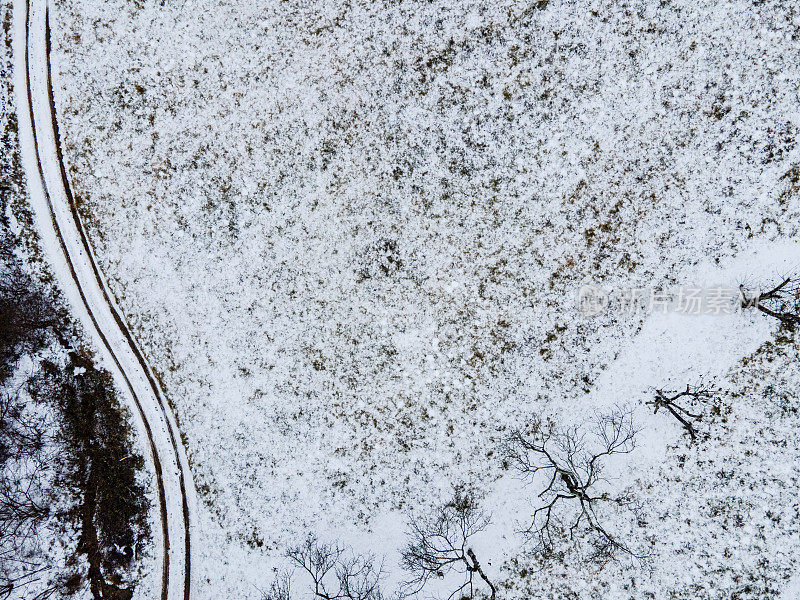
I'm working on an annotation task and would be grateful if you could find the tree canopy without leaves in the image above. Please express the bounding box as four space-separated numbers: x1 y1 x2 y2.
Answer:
648 384 714 441
286 536 386 600
505 408 639 559
401 487 495 600
0 235 149 600
740 276 800 328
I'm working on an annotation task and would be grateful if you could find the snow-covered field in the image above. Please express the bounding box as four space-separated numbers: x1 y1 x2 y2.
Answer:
47 0 800 597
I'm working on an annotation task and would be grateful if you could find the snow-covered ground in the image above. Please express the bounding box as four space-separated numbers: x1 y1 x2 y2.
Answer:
45 0 800 597
13 1 196 596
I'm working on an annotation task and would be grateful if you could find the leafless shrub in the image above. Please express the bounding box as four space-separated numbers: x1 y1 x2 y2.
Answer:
287 536 386 600
400 487 495 600
505 407 639 559
740 276 800 328
648 385 715 441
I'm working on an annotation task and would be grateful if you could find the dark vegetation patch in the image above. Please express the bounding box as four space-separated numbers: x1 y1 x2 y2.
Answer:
1 220 151 600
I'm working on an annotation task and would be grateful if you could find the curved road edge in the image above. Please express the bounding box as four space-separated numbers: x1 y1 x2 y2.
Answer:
12 1 196 599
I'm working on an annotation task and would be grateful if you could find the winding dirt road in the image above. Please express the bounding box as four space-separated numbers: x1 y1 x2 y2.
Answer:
13 1 195 598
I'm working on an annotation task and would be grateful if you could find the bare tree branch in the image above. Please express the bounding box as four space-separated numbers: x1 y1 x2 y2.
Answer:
260 571 292 600
401 487 495 600
506 407 639 560
740 276 800 328
647 384 714 441
287 536 386 600
0 385 54 600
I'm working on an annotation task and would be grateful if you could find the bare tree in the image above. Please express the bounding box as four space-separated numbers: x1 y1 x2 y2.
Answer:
740 276 800 328
259 571 292 600
0 385 55 600
287 536 385 600
647 385 714 441
0 259 66 379
505 408 638 559
400 487 495 600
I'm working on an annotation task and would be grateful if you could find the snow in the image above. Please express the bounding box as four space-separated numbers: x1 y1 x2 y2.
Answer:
12 1 193 597
40 0 800 597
